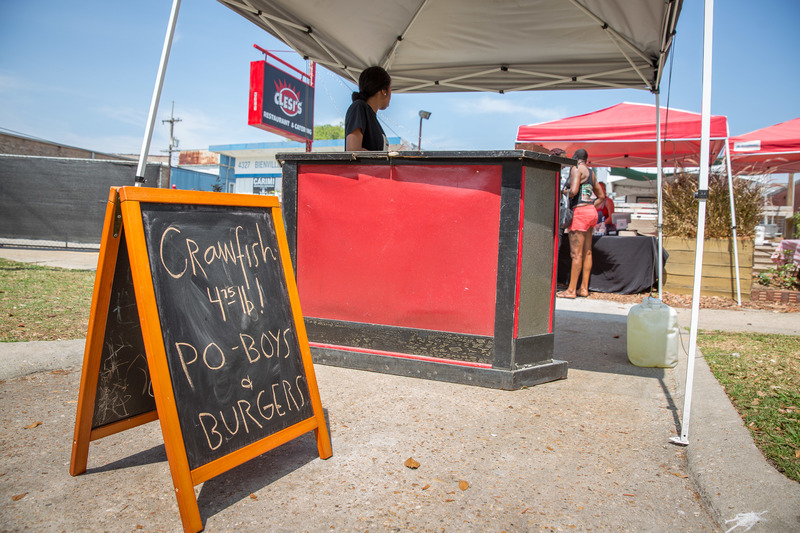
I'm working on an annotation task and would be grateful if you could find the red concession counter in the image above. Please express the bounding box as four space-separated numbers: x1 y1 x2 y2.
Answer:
277 150 570 389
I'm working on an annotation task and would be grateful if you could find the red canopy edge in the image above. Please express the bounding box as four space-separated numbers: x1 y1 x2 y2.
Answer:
515 102 728 168
728 117 800 174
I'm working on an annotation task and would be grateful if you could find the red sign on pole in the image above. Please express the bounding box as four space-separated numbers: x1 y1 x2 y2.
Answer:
249 59 315 143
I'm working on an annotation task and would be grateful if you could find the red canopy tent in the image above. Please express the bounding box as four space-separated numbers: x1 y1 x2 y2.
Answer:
728 117 800 175
515 102 729 168
516 101 741 305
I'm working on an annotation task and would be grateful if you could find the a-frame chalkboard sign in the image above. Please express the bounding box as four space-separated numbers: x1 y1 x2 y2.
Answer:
70 186 332 532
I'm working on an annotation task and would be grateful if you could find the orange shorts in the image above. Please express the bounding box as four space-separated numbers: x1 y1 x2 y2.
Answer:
568 204 598 232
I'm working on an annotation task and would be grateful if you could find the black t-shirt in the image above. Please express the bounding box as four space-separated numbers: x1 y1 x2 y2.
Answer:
344 99 387 151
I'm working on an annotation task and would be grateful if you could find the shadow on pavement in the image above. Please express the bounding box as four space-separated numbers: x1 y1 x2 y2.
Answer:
86 444 168 474
197 432 321 522
555 308 682 435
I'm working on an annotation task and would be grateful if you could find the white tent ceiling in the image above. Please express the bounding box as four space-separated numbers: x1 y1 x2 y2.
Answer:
217 0 682 94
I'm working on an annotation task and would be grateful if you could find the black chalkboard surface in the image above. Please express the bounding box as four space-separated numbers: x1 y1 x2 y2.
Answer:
140 203 313 470
91 228 156 428
72 188 331 533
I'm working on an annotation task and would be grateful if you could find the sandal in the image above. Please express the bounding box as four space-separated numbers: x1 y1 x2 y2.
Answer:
578 288 589 297
557 291 577 299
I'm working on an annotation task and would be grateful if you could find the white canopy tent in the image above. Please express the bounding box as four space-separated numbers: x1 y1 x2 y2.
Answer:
137 0 685 183
136 0 716 445
215 0 682 94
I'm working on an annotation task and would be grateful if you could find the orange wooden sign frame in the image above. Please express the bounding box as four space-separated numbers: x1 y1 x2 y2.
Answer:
70 187 331 532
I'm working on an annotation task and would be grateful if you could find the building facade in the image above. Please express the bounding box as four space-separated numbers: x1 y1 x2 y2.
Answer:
209 137 405 196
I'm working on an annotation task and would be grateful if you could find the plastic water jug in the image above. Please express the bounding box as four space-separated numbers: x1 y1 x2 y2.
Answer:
627 297 679 368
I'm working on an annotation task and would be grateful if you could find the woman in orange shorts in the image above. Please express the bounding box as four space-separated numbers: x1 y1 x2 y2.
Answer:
558 149 605 298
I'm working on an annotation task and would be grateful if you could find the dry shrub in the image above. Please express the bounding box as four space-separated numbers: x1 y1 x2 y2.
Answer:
662 171 762 238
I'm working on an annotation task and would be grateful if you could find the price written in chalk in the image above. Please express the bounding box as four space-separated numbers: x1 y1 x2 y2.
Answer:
142 204 313 470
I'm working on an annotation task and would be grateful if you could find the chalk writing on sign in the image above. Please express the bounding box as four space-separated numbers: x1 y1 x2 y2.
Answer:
93 336 154 426
141 205 313 470
92 240 156 429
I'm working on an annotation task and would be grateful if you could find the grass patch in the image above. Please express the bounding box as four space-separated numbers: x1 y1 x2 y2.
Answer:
0 257 95 342
697 331 800 483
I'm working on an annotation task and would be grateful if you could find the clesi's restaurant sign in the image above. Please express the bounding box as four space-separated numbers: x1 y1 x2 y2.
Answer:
248 60 314 142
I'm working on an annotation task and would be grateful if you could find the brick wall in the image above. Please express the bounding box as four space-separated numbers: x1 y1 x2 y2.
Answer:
0 132 131 161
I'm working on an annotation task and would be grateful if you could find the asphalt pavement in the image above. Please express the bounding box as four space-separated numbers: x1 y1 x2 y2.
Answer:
1 246 798 532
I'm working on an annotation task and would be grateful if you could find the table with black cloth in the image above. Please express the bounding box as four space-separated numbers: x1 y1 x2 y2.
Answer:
557 235 667 294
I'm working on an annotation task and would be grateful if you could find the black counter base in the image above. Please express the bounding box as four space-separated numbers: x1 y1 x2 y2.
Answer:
310 345 568 391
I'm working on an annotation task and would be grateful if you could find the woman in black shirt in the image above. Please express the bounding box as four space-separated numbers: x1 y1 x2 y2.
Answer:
345 66 392 151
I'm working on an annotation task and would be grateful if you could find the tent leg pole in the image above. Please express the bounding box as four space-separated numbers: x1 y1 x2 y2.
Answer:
655 92 664 298
135 0 181 186
672 0 715 447
725 145 742 305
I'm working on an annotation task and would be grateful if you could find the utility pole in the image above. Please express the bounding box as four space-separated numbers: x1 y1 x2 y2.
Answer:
162 101 181 188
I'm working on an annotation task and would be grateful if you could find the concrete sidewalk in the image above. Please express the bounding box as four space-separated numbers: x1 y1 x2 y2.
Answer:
1 247 798 531
556 298 800 532
556 296 800 336
0 246 100 271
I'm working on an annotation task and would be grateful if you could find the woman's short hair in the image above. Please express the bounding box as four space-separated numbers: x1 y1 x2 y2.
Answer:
352 66 392 102
572 148 588 161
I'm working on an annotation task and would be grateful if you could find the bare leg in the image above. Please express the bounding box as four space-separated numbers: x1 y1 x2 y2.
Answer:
559 230 585 298
579 229 592 296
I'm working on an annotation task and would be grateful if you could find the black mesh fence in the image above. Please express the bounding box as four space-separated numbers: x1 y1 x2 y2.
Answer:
0 156 164 246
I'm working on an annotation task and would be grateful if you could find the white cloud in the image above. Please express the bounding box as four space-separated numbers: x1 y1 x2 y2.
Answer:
95 104 147 129
54 132 144 155
452 95 564 124
315 113 345 126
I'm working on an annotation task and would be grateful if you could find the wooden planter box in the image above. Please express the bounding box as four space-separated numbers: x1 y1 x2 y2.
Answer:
663 237 754 300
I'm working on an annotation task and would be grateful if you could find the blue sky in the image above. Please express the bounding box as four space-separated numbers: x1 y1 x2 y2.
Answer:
1 0 798 157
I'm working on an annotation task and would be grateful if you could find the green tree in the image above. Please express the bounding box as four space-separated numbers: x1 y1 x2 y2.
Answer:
314 122 345 140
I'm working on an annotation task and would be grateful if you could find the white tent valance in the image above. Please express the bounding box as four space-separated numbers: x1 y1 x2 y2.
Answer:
217 0 682 94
